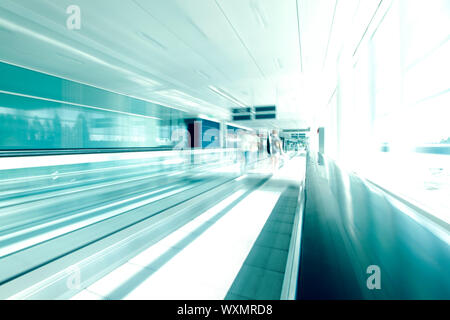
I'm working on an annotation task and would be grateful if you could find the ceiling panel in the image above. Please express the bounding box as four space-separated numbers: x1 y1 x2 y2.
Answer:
298 0 337 73
214 0 302 108
0 0 375 130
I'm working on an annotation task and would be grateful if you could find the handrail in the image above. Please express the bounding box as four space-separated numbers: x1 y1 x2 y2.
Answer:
364 178 450 233
280 171 306 299
0 148 239 170
0 147 173 157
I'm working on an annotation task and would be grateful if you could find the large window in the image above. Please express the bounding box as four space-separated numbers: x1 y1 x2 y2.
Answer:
337 0 450 223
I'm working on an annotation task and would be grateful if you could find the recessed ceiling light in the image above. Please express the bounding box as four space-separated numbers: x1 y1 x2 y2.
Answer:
138 32 167 51
129 76 161 88
250 1 268 29
195 70 211 80
55 52 84 65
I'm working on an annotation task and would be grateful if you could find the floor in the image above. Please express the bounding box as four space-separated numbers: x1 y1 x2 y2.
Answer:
71 156 306 300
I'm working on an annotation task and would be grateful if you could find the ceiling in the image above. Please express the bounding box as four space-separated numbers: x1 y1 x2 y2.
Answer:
0 0 379 130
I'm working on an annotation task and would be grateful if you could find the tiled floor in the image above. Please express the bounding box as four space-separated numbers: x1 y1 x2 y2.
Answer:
225 182 301 300
226 265 285 300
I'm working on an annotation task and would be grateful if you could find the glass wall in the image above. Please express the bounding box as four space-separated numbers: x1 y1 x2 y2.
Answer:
371 0 450 151
0 61 188 151
334 0 450 223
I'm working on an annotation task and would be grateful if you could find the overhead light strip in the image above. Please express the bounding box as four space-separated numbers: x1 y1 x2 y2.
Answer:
208 85 247 108
296 0 304 72
225 122 253 131
322 0 339 70
250 2 268 29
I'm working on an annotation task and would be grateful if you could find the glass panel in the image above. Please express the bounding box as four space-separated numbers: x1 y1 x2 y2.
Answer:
0 61 189 150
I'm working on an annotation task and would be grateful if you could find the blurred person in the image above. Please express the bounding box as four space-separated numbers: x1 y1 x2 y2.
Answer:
238 131 250 172
249 131 258 169
270 130 283 172
257 133 264 160
239 130 252 173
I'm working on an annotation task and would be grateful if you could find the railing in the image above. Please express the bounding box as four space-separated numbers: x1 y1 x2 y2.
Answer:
280 178 306 300
297 151 450 299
